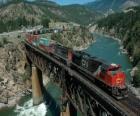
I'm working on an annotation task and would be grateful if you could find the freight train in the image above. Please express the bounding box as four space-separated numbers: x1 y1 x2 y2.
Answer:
26 33 128 100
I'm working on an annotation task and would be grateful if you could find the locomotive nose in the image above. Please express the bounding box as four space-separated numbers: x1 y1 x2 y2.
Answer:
115 72 126 88
116 78 122 84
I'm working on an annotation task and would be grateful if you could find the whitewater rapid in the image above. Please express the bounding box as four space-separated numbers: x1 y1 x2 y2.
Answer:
14 99 47 116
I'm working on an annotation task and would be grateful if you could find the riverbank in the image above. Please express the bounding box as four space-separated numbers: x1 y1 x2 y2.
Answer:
0 89 31 111
73 39 95 51
52 26 95 51
92 30 128 54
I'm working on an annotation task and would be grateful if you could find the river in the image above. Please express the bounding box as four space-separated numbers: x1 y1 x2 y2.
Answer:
85 33 132 82
0 33 133 116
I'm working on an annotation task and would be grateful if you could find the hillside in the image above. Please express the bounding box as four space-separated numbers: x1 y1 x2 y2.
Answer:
95 6 140 86
85 0 140 13
60 4 101 25
0 34 31 108
51 26 94 49
0 1 101 33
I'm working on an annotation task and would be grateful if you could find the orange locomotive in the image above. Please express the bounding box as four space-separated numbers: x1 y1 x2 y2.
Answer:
97 63 128 99
98 63 125 89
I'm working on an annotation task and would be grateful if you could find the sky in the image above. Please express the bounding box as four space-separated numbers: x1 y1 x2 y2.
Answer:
50 0 95 5
0 0 96 5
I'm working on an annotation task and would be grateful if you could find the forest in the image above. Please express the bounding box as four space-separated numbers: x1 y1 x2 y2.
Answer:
97 6 140 86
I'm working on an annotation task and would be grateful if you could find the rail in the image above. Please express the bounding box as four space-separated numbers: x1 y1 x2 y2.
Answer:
24 41 136 116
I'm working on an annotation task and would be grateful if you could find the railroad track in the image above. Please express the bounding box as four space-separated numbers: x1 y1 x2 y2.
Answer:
120 92 140 116
71 60 140 115
25 41 140 116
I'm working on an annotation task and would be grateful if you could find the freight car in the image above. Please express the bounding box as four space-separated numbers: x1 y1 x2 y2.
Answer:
49 43 72 64
26 35 72 65
26 35 128 99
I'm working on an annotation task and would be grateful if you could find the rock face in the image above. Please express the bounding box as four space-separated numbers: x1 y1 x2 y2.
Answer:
51 26 94 50
0 38 31 109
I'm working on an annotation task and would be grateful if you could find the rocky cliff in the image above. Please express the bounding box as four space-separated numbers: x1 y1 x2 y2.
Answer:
51 26 94 50
0 33 31 110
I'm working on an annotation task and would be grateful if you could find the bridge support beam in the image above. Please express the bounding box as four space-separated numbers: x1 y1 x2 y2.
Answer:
31 65 43 105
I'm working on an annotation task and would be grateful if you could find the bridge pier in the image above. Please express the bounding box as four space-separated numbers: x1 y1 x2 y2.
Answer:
31 65 43 105
60 103 70 116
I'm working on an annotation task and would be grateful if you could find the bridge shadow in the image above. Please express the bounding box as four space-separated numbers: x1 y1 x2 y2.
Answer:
42 86 61 116
38 69 61 116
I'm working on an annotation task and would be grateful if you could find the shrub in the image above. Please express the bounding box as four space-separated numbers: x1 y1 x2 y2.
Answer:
3 38 8 44
0 41 3 47
133 69 140 87
0 77 4 82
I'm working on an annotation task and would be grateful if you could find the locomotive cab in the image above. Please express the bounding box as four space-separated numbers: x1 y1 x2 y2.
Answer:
99 63 126 88
99 63 128 99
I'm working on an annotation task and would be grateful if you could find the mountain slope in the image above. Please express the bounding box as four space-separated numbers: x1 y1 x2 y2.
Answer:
60 4 101 25
0 1 101 33
33 1 102 24
85 0 140 13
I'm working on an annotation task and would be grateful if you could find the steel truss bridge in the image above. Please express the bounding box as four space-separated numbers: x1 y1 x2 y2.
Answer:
24 41 140 116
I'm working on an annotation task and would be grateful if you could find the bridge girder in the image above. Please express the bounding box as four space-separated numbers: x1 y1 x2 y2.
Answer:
24 42 133 116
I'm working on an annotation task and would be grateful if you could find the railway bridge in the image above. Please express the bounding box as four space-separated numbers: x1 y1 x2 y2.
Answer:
24 41 140 116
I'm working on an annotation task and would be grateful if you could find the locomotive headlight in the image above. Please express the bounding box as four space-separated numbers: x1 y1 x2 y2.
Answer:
116 78 122 84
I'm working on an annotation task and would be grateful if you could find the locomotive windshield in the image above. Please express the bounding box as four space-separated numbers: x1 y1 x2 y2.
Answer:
101 63 121 75
108 64 121 71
